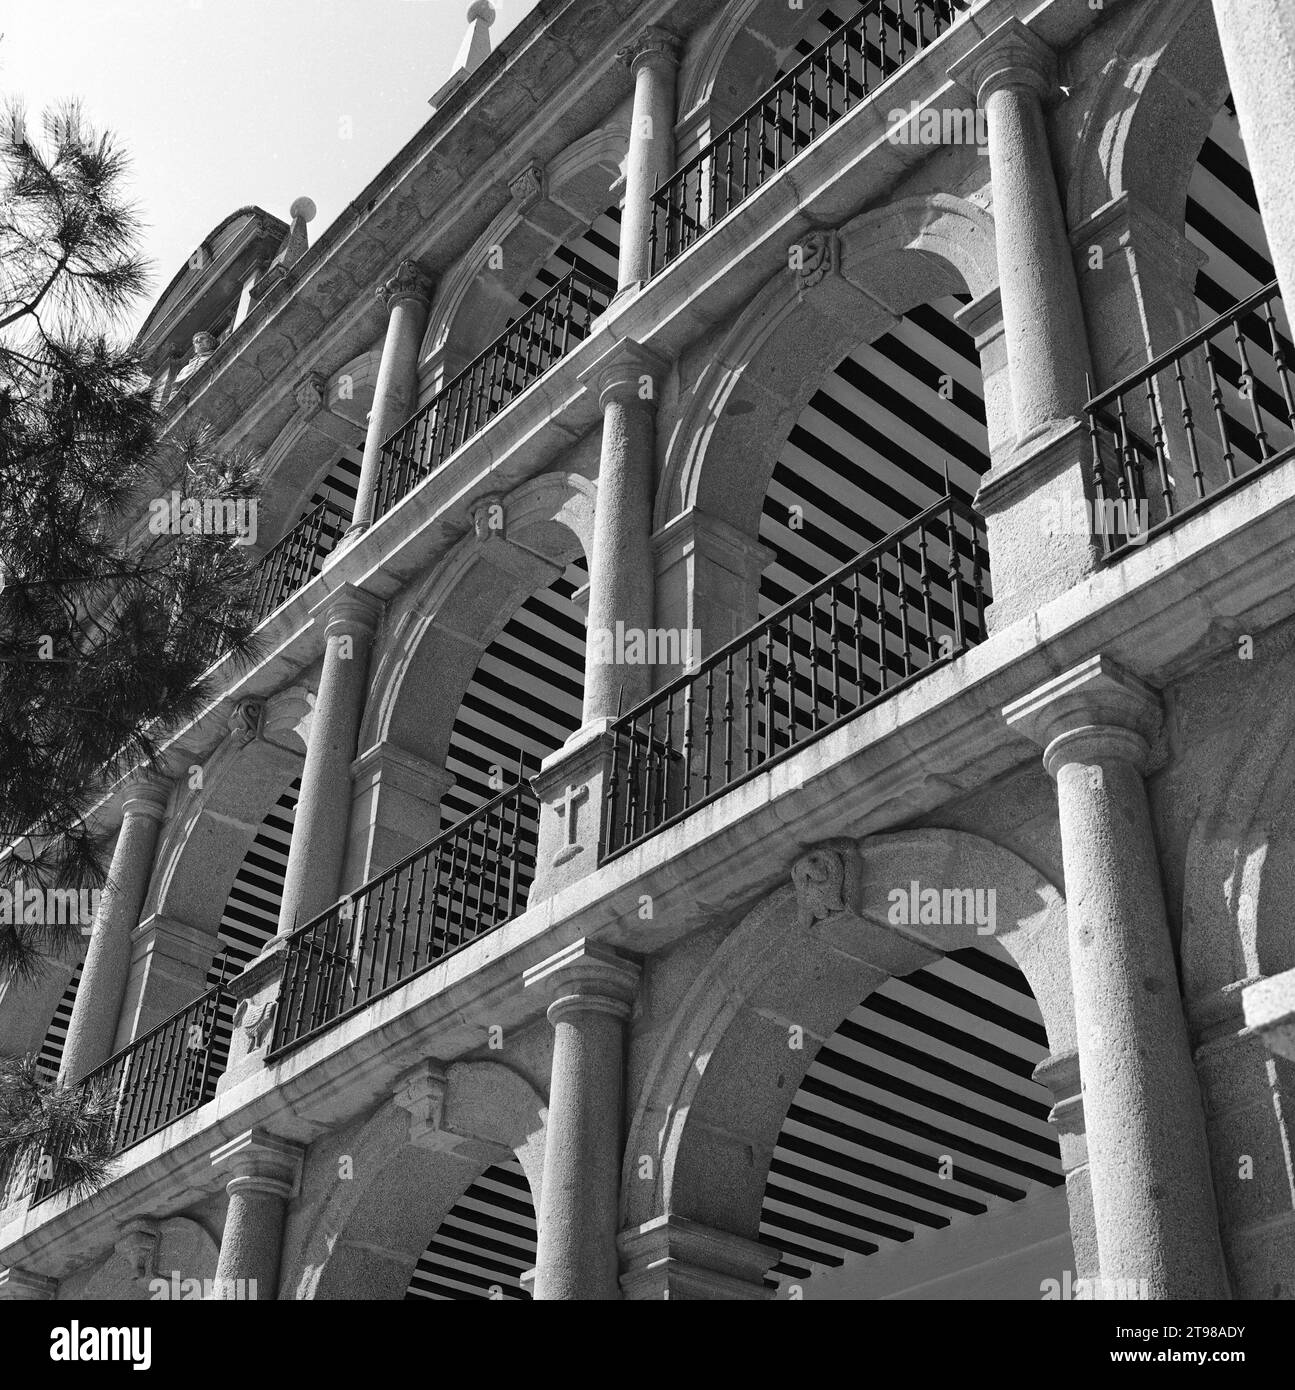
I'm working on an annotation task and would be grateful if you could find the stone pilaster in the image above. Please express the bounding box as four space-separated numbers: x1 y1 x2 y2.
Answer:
1210 1 1295 312
1004 657 1230 1298
1032 1048 1099 1283
348 260 435 535
525 939 640 1300
342 741 455 888
951 20 1100 627
618 1215 777 1300
616 26 681 291
276 585 382 939
209 1129 303 1301
579 338 669 727
113 914 216 1049
529 725 615 902
59 776 172 1085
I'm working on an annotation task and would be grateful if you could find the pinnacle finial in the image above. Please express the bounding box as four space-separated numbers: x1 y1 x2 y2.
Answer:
430 0 496 109
467 0 496 23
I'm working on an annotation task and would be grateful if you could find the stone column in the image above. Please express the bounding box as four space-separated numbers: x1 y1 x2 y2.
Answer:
950 19 1100 627
524 940 639 1300
579 339 667 727
616 27 680 292
348 260 435 536
951 19 1091 440
276 585 382 937
1004 657 1230 1298
209 1130 303 1301
618 1215 777 1299
1210 1 1295 312
59 777 171 1085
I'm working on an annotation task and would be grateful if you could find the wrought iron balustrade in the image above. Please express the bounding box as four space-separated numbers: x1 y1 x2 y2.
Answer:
650 0 971 274
249 498 350 626
29 980 233 1205
602 494 989 858
1086 280 1294 558
270 780 539 1056
372 268 615 520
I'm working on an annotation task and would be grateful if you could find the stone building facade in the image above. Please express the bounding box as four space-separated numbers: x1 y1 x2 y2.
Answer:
1 0 1294 1301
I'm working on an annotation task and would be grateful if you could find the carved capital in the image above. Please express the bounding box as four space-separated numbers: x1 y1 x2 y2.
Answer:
293 371 328 418
792 229 838 290
114 1219 160 1282
471 493 507 542
948 17 1057 107
227 696 265 745
508 161 545 211
617 25 681 75
792 841 860 928
377 258 435 312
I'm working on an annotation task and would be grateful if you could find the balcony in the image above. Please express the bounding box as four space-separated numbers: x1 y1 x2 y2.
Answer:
249 498 350 627
268 780 539 1056
650 0 972 275
370 267 615 520
1086 280 1295 559
602 493 989 857
13 979 235 1208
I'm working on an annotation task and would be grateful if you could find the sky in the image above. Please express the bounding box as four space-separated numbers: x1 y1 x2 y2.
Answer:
1 0 540 332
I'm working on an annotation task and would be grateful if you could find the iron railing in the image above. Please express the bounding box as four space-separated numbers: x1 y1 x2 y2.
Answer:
650 0 970 274
371 267 615 519
29 980 233 1205
269 781 540 1056
602 494 989 857
249 498 350 626
1086 281 1295 558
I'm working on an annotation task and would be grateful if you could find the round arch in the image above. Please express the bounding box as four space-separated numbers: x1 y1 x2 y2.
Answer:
1064 0 1229 235
657 192 999 535
362 472 595 774
623 828 1075 1252
420 124 628 377
279 1061 546 1300
144 688 310 943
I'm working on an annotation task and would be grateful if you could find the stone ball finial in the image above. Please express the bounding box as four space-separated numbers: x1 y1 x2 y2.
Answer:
290 196 317 224
467 1 495 24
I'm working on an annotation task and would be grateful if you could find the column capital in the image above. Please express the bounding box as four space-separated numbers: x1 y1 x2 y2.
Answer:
617 25 681 76
376 258 435 312
948 17 1057 107
310 581 383 640
0 1267 58 1300
1003 655 1161 776
120 773 172 822
579 336 670 410
523 938 639 1024
210 1128 304 1200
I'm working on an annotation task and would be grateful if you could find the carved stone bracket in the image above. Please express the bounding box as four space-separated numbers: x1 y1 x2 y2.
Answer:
227 697 266 746
114 1219 161 1282
793 229 839 291
293 371 328 419
471 493 507 543
392 1061 512 1163
791 840 860 929
508 161 546 212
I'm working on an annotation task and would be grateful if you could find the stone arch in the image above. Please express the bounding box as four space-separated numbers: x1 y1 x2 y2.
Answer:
1181 642 1295 1005
144 687 310 944
362 472 594 775
657 192 999 535
1064 0 1229 235
677 0 838 132
279 1061 545 1300
623 828 1074 1253
420 124 628 380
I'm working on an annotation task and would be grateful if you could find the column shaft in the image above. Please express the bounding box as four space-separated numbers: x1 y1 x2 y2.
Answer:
212 1181 288 1300
617 30 680 291
1211 1 1295 311
276 589 380 937
583 385 658 725
349 262 434 534
59 781 169 1084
